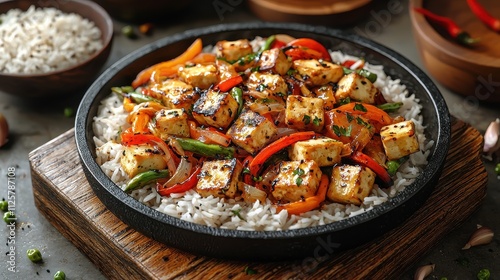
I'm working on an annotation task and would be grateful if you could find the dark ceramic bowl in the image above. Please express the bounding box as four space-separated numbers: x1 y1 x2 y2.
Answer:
76 22 451 261
0 0 113 98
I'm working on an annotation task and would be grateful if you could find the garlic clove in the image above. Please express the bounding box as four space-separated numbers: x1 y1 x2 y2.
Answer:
414 263 435 280
462 224 494 250
483 118 500 154
0 113 8 148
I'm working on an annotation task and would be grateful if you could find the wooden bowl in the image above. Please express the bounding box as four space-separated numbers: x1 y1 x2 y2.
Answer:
410 0 500 103
0 0 113 99
248 0 373 27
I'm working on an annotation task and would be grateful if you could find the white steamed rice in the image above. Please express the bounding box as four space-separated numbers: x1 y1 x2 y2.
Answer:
0 5 103 74
92 40 434 231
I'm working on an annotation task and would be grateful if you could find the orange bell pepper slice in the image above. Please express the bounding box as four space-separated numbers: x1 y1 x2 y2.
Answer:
276 174 329 215
335 102 393 127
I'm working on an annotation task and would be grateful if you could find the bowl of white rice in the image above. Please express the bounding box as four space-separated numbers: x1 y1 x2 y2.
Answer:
75 22 451 260
0 0 113 98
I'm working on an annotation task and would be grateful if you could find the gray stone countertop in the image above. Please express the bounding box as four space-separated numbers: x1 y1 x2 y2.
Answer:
1 1 498 279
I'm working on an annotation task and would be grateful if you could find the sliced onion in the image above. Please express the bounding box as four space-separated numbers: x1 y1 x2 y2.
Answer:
241 183 267 204
168 138 185 156
248 101 285 115
245 89 269 100
197 129 231 147
261 163 280 189
149 138 178 174
163 156 192 188
275 127 298 139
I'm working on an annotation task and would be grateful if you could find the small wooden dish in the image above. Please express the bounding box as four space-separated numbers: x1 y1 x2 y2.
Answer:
247 0 373 27
410 0 500 103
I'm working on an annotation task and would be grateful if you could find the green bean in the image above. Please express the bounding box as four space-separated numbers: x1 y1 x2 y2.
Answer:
124 169 170 192
377 102 404 113
3 211 15 224
261 35 276 52
27 248 43 263
176 138 235 159
231 87 244 117
54 270 66 280
342 67 378 83
0 200 8 212
111 86 162 104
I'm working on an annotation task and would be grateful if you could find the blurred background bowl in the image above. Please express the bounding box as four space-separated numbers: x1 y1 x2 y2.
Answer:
0 0 113 99
91 0 192 23
410 0 500 103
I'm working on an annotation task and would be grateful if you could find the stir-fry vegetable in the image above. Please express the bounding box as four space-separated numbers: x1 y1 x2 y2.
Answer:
27 248 43 263
125 169 170 192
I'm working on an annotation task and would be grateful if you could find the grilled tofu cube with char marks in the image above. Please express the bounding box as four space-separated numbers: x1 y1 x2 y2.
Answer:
335 72 379 104
227 109 278 155
285 95 324 132
151 79 199 112
178 63 218 90
215 39 253 62
120 144 167 178
301 84 336 111
154 109 190 139
272 160 322 203
258 48 292 76
289 138 344 167
292 59 344 86
192 89 239 130
247 72 288 104
327 164 375 205
380 120 420 160
196 158 242 199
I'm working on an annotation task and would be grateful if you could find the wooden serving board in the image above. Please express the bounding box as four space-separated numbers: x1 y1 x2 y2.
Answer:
29 118 487 279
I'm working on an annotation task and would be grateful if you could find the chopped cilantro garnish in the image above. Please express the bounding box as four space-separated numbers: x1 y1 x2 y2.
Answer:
256 84 268 92
286 69 297 76
356 116 368 126
293 168 305 176
296 177 303 186
346 112 354 123
313 116 321 126
339 97 351 105
244 266 257 275
332 125 352 137
242 167 250 174
303 115 311 125
353 103 367 112
231 209 246 221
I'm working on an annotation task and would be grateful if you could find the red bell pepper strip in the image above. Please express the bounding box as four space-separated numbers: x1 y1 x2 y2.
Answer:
157 159 204 196
284 47 325 61
276 174 329 215
413 8 479 46
467 0 500 32
287 38 332 61
242 155 254 185
249 131 317 177
216 75 243 92
350 151 392 184
121 133 178 173
270 39 286 49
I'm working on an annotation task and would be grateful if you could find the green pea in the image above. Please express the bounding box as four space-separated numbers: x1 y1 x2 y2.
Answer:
494 163 500 175
121 25 136 39
477 268 490 280
27 248 43 263
63 107 73 118
3 211 15 223
0 200 8 211
386 160 401 176
54 270 66 280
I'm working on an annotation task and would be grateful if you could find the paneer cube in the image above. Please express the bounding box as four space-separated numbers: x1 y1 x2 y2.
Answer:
247 72 288 104
272 160 322 203
227 109 278 155
196 158 242 198
178 63 218 89
335 72 379 104
289 138 343 167
380 120 420 160
258 48 292 76
285 95 324 132
300 84 336 110
292 59 344 86
215 39 253 62
327 164 375 205
324 109 374 151
120 144 167 178
154 109 190 139
192 89 239 129
152 79 199 111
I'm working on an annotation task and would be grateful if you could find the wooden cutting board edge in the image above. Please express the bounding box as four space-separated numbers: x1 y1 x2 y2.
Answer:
28 118 488 279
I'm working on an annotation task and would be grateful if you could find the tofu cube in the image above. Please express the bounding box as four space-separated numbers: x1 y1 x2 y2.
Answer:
178 64 218 90
154 109 190 139
153 79 199 112
289 138 343 167
227 109 278 155
192 89 239 129
301 84 336 110
215 39 253 62
247 72 288 104
285 95 324 132
196 158 242 198
272 160 322 203
335 72 379 104
120 144 167 178
380 120 420 160
327 164 375 205
258 48 292 76
292 59 344 86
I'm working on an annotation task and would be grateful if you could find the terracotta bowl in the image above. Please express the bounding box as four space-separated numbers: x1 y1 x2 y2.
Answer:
410 0 500 103
0 0 113 99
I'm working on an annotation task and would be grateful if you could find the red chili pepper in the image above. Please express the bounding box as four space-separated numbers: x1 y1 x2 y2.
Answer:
156 159 204 196
249 131 317 177
270 39 287 49
350 151 392 185
287 38 332 61
467 0 500 32
216 75 243 92
413 7 479 46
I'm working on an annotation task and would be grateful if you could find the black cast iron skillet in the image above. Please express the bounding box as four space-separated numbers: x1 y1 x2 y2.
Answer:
75 22 451 261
